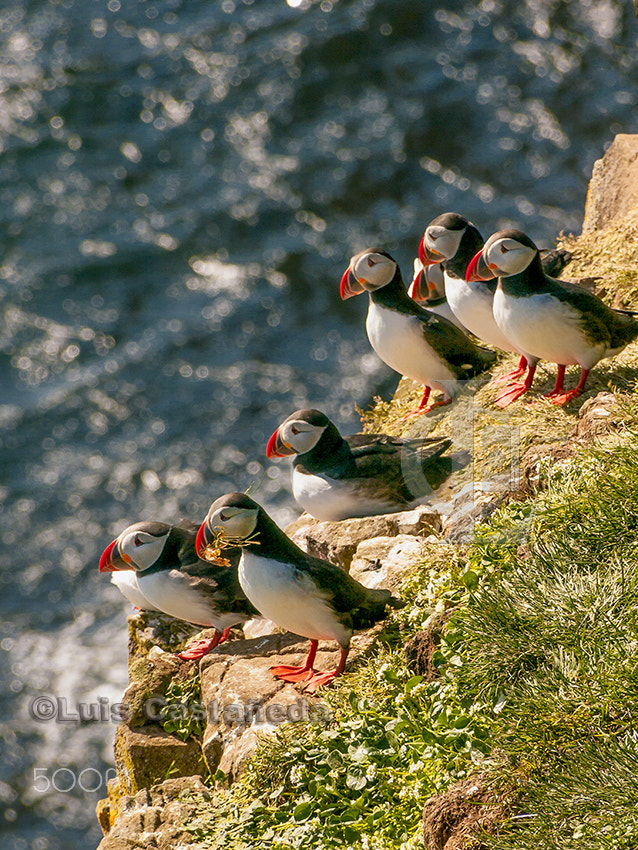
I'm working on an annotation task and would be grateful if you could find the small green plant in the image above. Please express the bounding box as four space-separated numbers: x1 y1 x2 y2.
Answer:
183 551 497 849
160 676 205 741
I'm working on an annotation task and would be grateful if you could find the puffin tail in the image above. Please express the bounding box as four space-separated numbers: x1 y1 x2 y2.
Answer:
416 437 452 462
468 345 497 376
539 247 572 279
355 588 404 629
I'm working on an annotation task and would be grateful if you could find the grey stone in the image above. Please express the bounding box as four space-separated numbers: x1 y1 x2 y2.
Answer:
286 505 441 571
97 776 211 848
198 632 335 780
349 535 428 591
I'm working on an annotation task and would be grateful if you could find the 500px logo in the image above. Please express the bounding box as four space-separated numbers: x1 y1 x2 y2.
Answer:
29 695 128 723
33 767 118 794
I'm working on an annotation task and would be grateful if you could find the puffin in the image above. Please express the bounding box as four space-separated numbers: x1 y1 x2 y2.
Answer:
266 407 453 520
417 212 572 405
195 493 403 692
408 258 465 330
466 229 638 405
341 248 496 417
99 519 258 659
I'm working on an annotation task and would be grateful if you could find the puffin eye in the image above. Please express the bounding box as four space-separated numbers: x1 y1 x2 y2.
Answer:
366 257 375 267
291 426 299 435
134 534 143 547
500 244 509 253
219 512 229 522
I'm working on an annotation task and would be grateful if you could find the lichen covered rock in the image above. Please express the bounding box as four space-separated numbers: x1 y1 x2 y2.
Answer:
198 632 333 779
114 723 208 795
583 134 638 233
97 776 211 849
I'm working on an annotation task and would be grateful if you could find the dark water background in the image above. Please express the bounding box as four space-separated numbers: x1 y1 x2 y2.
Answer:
0 0 636 847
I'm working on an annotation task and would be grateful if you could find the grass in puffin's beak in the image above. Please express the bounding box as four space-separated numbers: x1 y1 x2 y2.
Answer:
199 528 260 566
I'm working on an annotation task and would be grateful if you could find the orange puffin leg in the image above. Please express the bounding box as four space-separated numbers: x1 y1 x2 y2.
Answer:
543 364 566 398
490 355 528 386
178 627 230 660
270 639 318 683
398 385 430 421
493 364 537 408
399 387 453 420
301 646 349 694
550 368 589 405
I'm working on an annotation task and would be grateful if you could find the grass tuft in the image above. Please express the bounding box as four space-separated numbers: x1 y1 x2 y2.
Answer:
452 430 638 848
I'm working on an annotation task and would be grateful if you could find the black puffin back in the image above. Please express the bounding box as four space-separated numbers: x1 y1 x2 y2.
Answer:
446 220 485 282
292 410 350 474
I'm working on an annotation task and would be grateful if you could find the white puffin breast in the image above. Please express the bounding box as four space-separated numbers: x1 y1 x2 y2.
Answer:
425 299 466 331
238 551 351 645
444 274 517 352
493 289 606 369
292 468 399 521
138 569 242 630
111 572 161 612
366 301 457 390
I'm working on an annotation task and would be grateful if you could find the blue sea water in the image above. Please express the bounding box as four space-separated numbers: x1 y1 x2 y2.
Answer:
0 0 636 847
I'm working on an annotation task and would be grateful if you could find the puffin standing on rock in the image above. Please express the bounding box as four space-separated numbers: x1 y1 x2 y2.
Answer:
196 493 403 693
266 407 453 521
416 212 572 403
466 229 638 405
341 248 496 417
99 519 258 659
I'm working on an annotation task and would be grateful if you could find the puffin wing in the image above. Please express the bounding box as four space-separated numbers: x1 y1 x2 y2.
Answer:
177 557 259 617
544 277 638 350
292 554 401 631
338 435 453 498
416 310 497 375
346 433 451 456
175 518 201 535
539 247 572 279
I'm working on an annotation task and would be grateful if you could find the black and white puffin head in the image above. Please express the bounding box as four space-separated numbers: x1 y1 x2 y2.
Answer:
418 212 471 266
266 408 330 458
99 521 171 573
195 492 260 556
408 257 445 302
340 248 398 299
466 230 538 281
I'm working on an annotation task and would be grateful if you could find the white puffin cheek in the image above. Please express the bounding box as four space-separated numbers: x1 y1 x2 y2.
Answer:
282 422 322 454
425 228 450 259
488 243 536 275
352 254 395 290
120 532 166 570
212 509 258 541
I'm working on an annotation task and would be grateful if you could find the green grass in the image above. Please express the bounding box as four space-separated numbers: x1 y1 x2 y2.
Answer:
453 435 638 848
183 429 638 850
